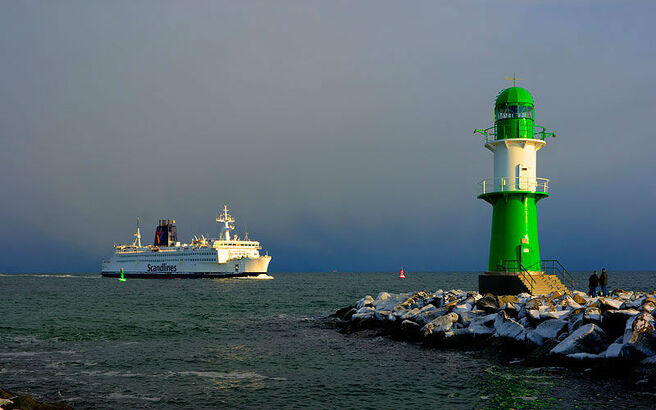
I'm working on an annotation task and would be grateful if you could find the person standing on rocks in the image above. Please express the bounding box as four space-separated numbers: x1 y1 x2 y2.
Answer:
589 270 600 297
600 268 609 297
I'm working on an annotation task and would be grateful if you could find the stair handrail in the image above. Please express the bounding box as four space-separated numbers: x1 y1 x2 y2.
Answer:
541 259 576 291
502 259 536 294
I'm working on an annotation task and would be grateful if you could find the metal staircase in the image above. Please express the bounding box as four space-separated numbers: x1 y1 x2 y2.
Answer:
502 259 574 296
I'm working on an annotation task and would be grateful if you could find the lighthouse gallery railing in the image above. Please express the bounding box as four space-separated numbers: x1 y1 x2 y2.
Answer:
479 177 549 195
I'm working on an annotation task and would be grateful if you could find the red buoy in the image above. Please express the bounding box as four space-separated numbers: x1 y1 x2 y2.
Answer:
399 268 405 279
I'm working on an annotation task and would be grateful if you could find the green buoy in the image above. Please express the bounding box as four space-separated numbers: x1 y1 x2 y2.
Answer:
119 268 127 282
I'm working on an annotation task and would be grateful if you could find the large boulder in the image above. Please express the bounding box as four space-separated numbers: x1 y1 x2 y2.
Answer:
572 293 588 305
352 306 375 320
641 301 656 315
620 312 656 360
396 307 421 321
602 309 640 341
373 292 408 312
413 304 449 326
535 319 568 341
557 295 582 310
442 327 478 346
421 312 459 343
621 296 646 310
497 295 519 306
458 310 483 327
598 298 623 311
583 306 602 323
476 295 500 313
400 320 422 340
604 341 624 359
374 310 395 323
356 295 374 309
396 290 432 311
494 311 527 342
526 329 545 346
551 323 608 356
452 303 473 315
568 311 585 334
540 309 570 321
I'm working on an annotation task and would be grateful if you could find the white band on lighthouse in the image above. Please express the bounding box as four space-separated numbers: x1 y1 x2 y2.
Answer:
485 138 546 192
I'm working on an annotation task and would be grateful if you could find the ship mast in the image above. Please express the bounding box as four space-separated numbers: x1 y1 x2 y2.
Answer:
133 217 142 247
216 205 235 241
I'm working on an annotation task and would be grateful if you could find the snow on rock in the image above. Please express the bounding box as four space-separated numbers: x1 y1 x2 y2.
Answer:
584 306 602 323
540 309 570 321
527 309 541 322
458 310 481 327
374 310 395 323
421 312 459 342
551 323 608 356
352 306 375 320
373 292 409 312
356 295 374 309
414 305 448 326
560 295 582 310
620 312 656 360
572 292 588 305
598 298 623 311
494 311 527 342
621 297 646 310
452 303 473 314
400 320 421 336
396 307 421 320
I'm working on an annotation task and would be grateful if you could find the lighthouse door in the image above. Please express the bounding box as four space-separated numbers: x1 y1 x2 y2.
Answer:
517 164 531 190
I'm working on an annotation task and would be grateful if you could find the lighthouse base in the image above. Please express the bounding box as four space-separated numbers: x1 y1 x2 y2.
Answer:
478 274 528 296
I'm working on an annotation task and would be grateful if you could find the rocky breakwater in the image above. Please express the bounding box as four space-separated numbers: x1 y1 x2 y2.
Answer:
333 288 656 372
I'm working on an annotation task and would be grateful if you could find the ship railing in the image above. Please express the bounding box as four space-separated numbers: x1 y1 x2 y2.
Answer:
479 177 549 195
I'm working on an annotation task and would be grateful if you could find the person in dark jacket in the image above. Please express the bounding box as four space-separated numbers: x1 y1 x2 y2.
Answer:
600 268 609 297
589 271 599 297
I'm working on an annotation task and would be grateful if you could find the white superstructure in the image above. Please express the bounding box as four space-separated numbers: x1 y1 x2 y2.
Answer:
101 205 271 278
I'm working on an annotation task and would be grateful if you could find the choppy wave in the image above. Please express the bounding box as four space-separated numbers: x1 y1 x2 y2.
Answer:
106 393 161 402
0 350 77 357
177 371 285 381
82 370 144 377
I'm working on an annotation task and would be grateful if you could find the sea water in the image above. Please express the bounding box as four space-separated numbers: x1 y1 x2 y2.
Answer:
1 271 655 409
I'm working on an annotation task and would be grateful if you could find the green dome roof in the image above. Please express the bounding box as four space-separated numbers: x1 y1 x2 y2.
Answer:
495 87 534 106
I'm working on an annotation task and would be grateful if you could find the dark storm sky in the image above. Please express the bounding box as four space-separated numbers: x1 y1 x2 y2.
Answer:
1 1 655 272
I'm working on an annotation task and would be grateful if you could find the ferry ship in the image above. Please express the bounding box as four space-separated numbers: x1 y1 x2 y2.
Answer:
101 206 272 278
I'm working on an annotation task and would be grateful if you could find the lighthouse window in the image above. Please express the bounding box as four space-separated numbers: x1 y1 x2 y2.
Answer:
497 104 532 119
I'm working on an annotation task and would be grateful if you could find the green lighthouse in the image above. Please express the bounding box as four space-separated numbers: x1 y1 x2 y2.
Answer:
475 84 567 295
